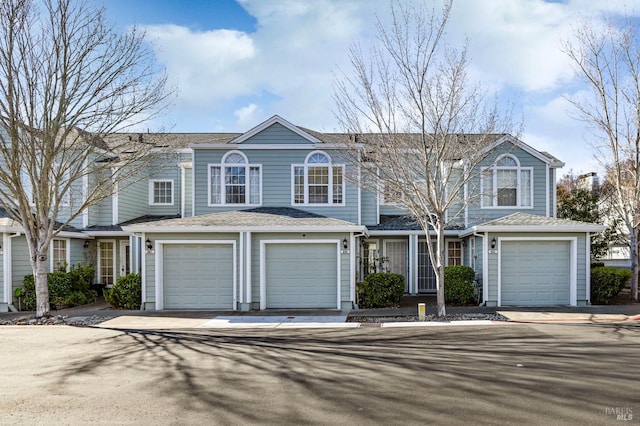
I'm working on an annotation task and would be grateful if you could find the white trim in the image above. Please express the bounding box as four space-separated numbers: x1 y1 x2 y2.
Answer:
357 156 362 225
552 168 558 218
228 115 322 145
190 143 350 150
246 232 252 305
259 239 341 310
112 181 119 225
545 163 550 217
180 163 186 218
141 234 146 306
191 151 196 217
586 233 592 304
409 234 419 294
3 233 11 304
350 233 356 303
49 238 71 272
149 179 175 206
497 237 577 307
123 225 366 233
462 225 606 234
154 240 237 311
239 232 244 304
478 134 560 166
482 233 488 304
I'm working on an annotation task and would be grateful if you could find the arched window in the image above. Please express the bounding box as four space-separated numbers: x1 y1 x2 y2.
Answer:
292 151 345 205
209 151 261 205
481 154 532 208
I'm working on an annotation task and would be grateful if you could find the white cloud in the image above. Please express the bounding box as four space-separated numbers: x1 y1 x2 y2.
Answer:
143 24 257 106
234 103 262 127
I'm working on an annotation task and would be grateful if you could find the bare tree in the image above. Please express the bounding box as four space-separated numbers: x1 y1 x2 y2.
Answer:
563 16 640 301
333 1 515 316
0 0 170 317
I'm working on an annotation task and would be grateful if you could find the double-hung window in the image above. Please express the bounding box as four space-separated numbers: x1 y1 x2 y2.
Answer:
292 151 344 205
50 239 69 272
481 154 532 208
209 151 261 206
149 179 174 206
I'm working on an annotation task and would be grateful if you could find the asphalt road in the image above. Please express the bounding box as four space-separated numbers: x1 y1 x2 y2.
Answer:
0 323 638 425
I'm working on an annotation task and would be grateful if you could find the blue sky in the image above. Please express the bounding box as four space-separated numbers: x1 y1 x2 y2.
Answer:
101 0 640 176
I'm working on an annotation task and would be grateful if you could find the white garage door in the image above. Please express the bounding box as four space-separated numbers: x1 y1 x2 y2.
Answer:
163 244 233 309
265 243 338 309
501 241 571 306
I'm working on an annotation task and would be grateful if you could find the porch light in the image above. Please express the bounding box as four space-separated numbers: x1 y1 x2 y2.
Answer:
343 238 348 250
491 238 497 249
0 243 2 255
145 238 153 252
83 240 90 249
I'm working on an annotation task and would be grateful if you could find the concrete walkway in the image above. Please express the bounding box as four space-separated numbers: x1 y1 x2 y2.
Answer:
2 297 639 329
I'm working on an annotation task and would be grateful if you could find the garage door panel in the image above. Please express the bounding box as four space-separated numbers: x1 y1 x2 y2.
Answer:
265 243 337 309
163 244 233 310
501 241 570 306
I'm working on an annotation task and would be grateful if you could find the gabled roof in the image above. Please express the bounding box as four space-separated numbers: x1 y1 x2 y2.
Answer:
460 212 606 236
122 207 365 233
229 115 322 145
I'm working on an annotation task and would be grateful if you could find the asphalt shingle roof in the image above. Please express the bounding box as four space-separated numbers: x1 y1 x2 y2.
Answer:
478 212 600 228
121 207 363 230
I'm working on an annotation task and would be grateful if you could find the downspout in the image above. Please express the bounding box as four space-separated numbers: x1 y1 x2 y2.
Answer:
6 232 21 312
474 232 487 306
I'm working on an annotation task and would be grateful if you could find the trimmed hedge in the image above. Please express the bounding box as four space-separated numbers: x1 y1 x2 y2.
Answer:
444 265 476 305
104 273 141 309
591 267 631 304
357 272 405 309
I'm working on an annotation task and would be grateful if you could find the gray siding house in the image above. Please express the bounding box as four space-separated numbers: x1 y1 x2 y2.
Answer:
0 115 604 312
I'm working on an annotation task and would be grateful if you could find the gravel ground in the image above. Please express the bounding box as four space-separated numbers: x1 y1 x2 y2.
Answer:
347 313 508 323
0 315 114 326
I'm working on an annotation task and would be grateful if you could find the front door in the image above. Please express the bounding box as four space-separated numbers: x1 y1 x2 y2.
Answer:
119 240 130 277
384 240 408 292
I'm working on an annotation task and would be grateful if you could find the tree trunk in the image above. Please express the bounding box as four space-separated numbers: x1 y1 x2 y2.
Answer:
435 220 446 317
33 240 50 318
631 227 639 302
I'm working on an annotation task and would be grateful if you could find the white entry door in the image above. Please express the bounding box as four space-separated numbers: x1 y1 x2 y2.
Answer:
119 240 130 278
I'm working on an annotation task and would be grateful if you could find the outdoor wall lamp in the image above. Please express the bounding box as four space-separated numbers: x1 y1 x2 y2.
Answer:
83 240 90 249
491 238 497 250
0 243 3 255
343 238 348 250
145 238 154 253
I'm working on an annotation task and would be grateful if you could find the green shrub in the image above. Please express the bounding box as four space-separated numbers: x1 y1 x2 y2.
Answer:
358 272 405 309
68 263 95 292
20 264 96 310
47 271 72 305
591 267 631 304
104 273 141 309
444 265 476 305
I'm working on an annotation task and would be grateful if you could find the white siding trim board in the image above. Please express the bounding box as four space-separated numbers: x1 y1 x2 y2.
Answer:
497 236 577 307
259 239 342 310
154 239 237 311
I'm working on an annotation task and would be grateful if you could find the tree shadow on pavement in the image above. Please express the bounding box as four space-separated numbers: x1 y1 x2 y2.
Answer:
50 323 640 425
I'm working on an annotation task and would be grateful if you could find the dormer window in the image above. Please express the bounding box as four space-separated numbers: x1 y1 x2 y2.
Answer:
209 151 261 206
292 151 345 205
481 154 532 208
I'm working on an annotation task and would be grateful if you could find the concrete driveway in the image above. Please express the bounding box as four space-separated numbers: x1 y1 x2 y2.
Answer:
0 322 638 425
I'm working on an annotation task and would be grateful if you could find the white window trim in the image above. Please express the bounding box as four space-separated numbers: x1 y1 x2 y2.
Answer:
50 238 70 272
291 150 346 206
149 179 175 206
481 154 534 209
208 150 262 207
